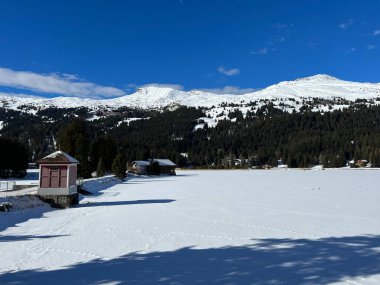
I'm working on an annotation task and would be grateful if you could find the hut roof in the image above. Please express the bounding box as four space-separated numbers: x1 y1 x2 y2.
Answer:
131 159 177 167
133 160 151 166
154 159 176 167
38 151 79 164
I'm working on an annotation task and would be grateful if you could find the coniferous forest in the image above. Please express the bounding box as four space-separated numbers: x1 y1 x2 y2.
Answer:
0 103 379 178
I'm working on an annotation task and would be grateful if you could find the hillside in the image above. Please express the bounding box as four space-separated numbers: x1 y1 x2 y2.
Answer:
1 74 380 170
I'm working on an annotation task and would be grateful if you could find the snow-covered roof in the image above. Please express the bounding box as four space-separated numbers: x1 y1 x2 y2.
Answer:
133 160 150 166
131 159 176 167
38 151 79 164
154 159 176 166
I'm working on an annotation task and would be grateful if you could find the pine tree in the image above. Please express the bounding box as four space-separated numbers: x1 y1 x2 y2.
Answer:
90 137 117 172
112 153 127 180
96 157 106 177
58 118 92 178
147 160 161 175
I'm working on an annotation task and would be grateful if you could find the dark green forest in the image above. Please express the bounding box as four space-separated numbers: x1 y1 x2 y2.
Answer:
1 103 379 178
0 137 28 178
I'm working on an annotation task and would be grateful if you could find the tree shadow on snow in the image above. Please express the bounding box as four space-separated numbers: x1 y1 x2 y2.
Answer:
0 234 67 242
77 199 176 208
0 204 53 233
1 235 379 284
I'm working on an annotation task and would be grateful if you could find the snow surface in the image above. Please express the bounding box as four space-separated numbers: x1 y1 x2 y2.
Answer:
1 74 380 111
0 169 379 284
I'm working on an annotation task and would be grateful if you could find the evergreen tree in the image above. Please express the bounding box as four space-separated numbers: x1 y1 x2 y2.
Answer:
57 119 92 178
0 138 28 178
112 153 127 180
96 157 106 177
147 160 161 175
90 137 117 172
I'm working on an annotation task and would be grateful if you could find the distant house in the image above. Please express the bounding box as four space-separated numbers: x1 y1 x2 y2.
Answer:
356 159 368 168
349 159 369 168
129 160 150 175
129 159 177 175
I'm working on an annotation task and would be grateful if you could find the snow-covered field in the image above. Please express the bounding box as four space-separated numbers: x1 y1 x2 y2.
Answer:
0 170 379 284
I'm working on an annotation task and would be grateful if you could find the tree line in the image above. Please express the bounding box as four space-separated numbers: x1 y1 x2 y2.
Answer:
0 137 28 178
1 103 380 178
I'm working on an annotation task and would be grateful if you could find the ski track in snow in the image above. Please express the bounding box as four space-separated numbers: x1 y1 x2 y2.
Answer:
0 169 379 284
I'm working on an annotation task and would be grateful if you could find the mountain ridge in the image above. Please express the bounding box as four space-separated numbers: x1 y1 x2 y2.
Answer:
1 74 380 111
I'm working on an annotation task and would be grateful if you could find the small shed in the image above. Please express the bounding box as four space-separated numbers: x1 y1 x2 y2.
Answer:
37 151 79 208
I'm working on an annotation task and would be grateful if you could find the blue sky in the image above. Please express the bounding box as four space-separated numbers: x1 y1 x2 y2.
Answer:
0 0 380 98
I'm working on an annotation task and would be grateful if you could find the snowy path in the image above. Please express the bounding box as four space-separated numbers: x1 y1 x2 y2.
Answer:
0 170 379 284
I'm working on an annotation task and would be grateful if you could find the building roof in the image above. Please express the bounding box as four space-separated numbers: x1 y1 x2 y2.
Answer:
131 159 177 167
38 151 79 164
132 160 151 166
153 159 176 167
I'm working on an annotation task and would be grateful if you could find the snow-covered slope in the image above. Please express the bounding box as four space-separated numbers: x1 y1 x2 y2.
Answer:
247 74 380 100
1 74 380 111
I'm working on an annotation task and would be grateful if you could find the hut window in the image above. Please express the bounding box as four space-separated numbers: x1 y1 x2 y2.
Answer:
50 166 59 170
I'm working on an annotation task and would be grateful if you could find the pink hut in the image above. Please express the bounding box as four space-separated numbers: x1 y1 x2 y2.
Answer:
37 151 79 208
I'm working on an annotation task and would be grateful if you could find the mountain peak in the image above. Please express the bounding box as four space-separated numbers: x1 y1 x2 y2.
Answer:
296 74 340 82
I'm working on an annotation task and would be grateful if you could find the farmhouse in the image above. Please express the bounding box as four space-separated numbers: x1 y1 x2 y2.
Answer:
129 159 177 175
37 150 79 208
129 160 150 175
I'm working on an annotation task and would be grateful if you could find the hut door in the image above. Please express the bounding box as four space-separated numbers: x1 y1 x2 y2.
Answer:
49 166 67 188
50 167 60 188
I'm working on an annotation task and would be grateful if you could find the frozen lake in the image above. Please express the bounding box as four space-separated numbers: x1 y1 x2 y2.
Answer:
1 169 379 284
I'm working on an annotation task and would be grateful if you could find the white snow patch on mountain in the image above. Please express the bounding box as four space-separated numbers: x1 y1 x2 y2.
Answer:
1 74 380 112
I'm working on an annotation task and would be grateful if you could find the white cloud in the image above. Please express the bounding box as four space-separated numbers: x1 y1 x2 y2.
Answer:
306 41 319 48
140 83 184 90
250 47 269 55
196 86 259 95
367 44 376 50
268 35 286 45
217 66 240 76
373 30 380 36
347 47 357 53
272 23 288 30
338 19 354 29
0 67 125 99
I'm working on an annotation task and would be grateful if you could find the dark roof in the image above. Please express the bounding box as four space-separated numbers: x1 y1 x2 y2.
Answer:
131 159 177 167
154 159 176 167
38 151 79 164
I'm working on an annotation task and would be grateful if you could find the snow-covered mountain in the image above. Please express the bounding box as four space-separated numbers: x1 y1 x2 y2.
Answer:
1 74 380 112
